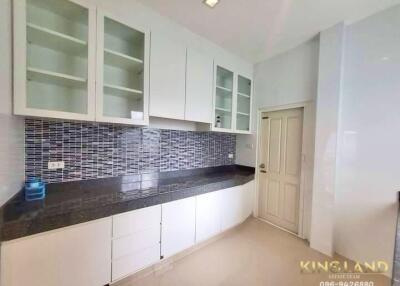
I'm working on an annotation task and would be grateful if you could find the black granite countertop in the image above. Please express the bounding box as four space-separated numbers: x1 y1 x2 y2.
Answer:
0 165 254 241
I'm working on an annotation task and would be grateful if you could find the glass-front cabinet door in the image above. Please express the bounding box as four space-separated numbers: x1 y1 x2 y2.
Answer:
96 11 149 125
213 65 234 131
235 75 252 133
13 0 96 120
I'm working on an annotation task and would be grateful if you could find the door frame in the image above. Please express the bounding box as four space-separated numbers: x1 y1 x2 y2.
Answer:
254 101 315 240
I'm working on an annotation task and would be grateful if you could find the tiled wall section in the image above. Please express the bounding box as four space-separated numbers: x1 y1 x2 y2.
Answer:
25 119 236 183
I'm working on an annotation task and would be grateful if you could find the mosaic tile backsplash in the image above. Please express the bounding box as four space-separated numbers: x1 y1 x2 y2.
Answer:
25 119 236 183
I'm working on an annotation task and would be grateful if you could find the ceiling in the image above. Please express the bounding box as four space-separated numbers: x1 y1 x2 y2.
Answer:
137 0 400 63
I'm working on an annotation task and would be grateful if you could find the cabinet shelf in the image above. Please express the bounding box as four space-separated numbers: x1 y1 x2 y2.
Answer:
27 67 87 88
237 111 250 116
104 48 143 72
215 107 231 113
216 85 232 93
104 83 143 98
27 23 87 55
238 92 250 98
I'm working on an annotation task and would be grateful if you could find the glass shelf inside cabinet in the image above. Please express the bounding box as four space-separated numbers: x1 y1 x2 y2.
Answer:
26 0 89 114
236 75 251 132
103 17 145 120
215 66 233 129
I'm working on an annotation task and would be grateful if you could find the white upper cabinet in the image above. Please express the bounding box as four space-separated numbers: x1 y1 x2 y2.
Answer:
212 63 253 134
185 48 214 123
235 74 253 133
213 64 235 132
13 1 252 131
149 32 186 120
13 0 96 121
96 10 150 125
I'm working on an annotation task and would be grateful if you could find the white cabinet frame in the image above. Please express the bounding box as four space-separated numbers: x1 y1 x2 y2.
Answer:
235 73 254 134
211 62 253 134
13 0 97 121
95 9 150 126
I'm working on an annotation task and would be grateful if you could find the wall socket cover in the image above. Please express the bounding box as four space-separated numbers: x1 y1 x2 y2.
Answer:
246 143 254 150
48 161 65 170
228 154 234 159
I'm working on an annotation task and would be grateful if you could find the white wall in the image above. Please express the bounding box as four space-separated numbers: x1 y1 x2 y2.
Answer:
310 23 345 256
236 38 319 167
241 38 319 239
0 0 25 206
335 5 400 274
94 0 253 79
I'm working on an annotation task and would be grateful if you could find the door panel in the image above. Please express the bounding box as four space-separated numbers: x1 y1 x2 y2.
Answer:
266 179 280 217
268 118 282 174
285 116 303 176
283 183 299 224
258 108 303 233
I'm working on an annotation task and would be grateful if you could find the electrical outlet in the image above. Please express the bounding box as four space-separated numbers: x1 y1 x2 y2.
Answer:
246 143 254 150
48 162 57 170
228 154 234 159
48 161 65 170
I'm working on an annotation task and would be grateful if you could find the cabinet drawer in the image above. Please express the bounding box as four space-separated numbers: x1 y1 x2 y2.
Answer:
112 205 161 238
112 245 160 281
112 226 160 259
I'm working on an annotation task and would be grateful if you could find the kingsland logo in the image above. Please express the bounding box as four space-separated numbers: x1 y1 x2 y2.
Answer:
300 260 389 274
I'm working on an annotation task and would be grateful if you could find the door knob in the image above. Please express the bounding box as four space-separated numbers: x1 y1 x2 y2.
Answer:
259 163 265 169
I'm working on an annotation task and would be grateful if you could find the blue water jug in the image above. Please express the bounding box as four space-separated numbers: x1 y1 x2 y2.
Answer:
25 178 46 201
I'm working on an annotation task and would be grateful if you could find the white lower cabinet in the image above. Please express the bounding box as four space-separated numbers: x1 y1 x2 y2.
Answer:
0 181 255 286
111 205 161 282
196 181 254 243
242 180 255 220
195 191 222 243
161 197 196 258
220 186 248 231
0 218 112 286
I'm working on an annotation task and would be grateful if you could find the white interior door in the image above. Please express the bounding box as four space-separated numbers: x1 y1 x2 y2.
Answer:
258 108 303 233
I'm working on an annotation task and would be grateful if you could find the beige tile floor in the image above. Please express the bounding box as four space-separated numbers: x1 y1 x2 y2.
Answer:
115 218 390 286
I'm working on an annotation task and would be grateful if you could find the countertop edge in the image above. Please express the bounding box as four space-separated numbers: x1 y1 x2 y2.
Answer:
0 171 254 242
